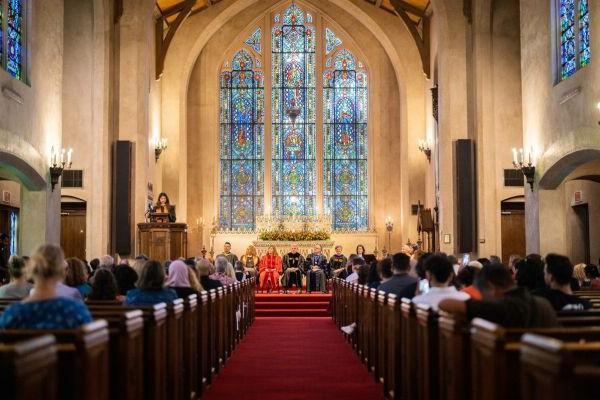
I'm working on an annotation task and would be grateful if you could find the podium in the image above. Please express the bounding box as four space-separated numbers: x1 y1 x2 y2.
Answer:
138 223 187 262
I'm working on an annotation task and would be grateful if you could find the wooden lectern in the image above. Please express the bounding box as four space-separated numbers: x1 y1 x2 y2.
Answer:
138 223 187 262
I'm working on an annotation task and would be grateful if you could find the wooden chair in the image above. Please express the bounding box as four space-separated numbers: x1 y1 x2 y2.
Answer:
0 334 58 400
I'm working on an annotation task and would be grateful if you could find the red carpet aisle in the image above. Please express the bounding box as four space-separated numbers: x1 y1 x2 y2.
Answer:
255 293 331 317
203 318 384 400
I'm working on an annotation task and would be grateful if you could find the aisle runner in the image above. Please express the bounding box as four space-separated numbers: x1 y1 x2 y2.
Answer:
203 317 384 400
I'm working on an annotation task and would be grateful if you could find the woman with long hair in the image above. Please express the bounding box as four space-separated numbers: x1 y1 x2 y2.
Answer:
124 260 178 305
154 192 176 222
166 260 198 299
88 269 123 301
356 244 366 259
259 246 283 293
240 245 260 278
65 257 92 298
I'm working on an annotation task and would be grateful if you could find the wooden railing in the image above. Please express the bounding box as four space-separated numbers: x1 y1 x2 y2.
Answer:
332 278 600 400
0 278 256 400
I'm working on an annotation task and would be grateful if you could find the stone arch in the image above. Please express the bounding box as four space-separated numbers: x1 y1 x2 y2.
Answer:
538 127 600 189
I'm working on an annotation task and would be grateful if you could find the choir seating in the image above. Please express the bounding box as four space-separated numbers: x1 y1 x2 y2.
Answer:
0 278 256 400
331 278 600 400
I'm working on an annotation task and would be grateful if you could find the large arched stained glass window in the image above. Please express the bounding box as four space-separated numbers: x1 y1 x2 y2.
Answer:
323 48 368 230
271 4 317 216
219 49 265 230
559 0 590 80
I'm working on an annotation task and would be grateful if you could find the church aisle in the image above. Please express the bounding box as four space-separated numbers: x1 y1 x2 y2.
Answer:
203 317 384 399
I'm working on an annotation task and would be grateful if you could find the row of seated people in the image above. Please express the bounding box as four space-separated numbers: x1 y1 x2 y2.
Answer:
0 244 255 400
332 251 600 399
218 241 373 294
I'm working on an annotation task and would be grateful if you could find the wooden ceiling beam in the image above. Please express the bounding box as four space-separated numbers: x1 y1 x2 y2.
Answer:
155 0 197 78
390 0 431 78
392 0 426 17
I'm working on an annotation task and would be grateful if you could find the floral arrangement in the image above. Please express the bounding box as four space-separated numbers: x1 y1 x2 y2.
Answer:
258 230 331 241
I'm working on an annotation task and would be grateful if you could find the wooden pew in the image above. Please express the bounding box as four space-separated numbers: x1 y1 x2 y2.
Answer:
415 303 439 400
88 308 145 400
470 318 600 400
401 298 418 400
0 334 58 400
166 298 185 400
520 333 600 400
198 290 210 391
182 295 199 400
0 320 110 400
438 311 470 400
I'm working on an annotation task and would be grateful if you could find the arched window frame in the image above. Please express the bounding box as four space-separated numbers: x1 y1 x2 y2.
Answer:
217 2 370 232
0 0 27 82
557 0 590 81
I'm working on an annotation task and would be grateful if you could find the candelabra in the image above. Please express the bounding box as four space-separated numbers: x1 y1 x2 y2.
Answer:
418 139 432 162
512 147 536 191
385 216 394 253
49 146 73 191
153 137 168 162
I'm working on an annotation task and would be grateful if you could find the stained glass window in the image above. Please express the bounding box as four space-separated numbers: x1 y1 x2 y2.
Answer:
559 0 590 80
323 48 368 230
271 4 317 216
5 0 21 79
219 49 265 230
325 28 341 55
9 209 17 256
0 1 3 65
245 28 262 54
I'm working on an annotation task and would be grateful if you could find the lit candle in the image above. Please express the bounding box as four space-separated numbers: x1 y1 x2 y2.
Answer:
512 148 518 165
529 146 533 166
51 146 56 166
67 148 73 166
60 148 65 165
519 148 524 165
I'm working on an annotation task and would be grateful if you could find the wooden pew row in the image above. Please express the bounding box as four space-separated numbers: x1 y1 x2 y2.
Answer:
0 334 58 400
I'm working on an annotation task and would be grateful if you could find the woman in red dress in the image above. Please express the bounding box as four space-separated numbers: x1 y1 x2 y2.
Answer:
260 246 283 293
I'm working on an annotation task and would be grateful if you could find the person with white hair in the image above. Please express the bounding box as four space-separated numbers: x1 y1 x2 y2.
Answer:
210 256 237 286
89 254 115 284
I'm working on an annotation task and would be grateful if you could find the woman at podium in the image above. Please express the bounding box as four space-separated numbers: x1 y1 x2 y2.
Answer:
154 192 176 222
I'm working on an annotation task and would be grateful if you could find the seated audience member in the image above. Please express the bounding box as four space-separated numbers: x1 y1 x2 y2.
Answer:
367 261 381 289
89 255 115 284
131 254 148 277
124 260 178 306
573 263 588 289
113 261 138 296
166 260 198 298
448 255 460 275
225 261 237 281
345 257 367 283
188 265 204 292
65 257 92 298
87 269 124 302
377 258 393 284
584 264 600 289
210 256 238 287
0 256 33 299
439 263 558 328
415 252 432 295
235 261 248 282
197 261 223 290
489 255 502 264
532 254 591 311
412 254 469 311
357 264 370 285
508 254 521 278
378 252 418 299
0 244 92 329
89 258 100 274
457 264 482 300
515 255 546 291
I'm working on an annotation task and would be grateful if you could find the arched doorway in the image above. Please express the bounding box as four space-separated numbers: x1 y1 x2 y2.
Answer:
61 196 87 260
500 195 525 263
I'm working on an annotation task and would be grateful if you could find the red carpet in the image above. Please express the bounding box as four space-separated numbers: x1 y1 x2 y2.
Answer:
203 318 384 400
255 293 331 317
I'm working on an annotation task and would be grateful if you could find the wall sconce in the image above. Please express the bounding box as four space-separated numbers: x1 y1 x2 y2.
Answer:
50 146 73 191
153 137 168 162
418 139 432 162
385 216 394 252
512 147 535 191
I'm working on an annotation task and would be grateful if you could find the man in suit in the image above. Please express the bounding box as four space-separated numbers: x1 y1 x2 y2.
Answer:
378 252 418 299
305 244 328 293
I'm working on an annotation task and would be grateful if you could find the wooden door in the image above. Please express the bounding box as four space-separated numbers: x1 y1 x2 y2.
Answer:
501 210 525 264
61 203 86 260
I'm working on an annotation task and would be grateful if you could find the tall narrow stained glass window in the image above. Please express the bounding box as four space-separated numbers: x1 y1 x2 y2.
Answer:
559 0 590 80
5 0 21 79
323 48 368 230
219 49 265 230
271 4 317 216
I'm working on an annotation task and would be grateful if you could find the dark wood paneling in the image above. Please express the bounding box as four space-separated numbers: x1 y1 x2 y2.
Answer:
61 208 86 260
501 210 525 264
455 139 477 253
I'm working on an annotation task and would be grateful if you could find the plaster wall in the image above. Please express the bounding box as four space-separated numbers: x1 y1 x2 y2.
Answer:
0 180 21 207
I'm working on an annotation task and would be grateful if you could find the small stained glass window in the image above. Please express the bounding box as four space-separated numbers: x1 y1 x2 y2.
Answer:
559 0 590 80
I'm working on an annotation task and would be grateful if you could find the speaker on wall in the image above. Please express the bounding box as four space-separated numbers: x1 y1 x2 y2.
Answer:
112 140 132 255
455 139 477 254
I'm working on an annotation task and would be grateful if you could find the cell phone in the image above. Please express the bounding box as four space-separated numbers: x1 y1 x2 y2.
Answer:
462 253 470 267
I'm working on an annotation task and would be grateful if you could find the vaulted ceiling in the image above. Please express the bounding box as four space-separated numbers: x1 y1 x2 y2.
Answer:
154 0 431 77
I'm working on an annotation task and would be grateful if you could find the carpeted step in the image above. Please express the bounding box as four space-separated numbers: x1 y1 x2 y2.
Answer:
255 294 332 303
255 301 330 310
255 309 331 317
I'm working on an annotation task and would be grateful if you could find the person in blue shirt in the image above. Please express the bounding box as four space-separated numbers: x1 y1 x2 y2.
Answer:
124 260 177 306
65 257 92 298
0 244 92 329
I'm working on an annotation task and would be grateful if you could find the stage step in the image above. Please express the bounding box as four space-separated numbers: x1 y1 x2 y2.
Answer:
255 301 329 310
255 308 331 317
254 293 332 317
255 294 331 303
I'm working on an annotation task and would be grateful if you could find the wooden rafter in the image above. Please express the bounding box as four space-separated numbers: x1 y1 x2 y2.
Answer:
155 0 197 78
390 0 431 78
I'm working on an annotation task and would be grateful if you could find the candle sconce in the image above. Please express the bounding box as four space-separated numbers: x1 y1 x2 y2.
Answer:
385 216 394 253
153 137 168 162
418 139 432 162
512 147 536 191
49 147 73 191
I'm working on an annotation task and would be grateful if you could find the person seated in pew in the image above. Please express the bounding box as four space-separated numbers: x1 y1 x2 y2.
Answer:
65 257 92 298
87 269 124 301
0 244 93 329
113 260 138 296
456 263 483 300
210 257 238 287
234 261 248 282
439 263 559 328
532 254 592 311
0 255 33 299
584 264 600 289
166 260 199 299
124 260 178 306
515 254 546 292
367 260 381 289
378 252 418 299
184 260 204 292
411 253 469 311
196 261 223 291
